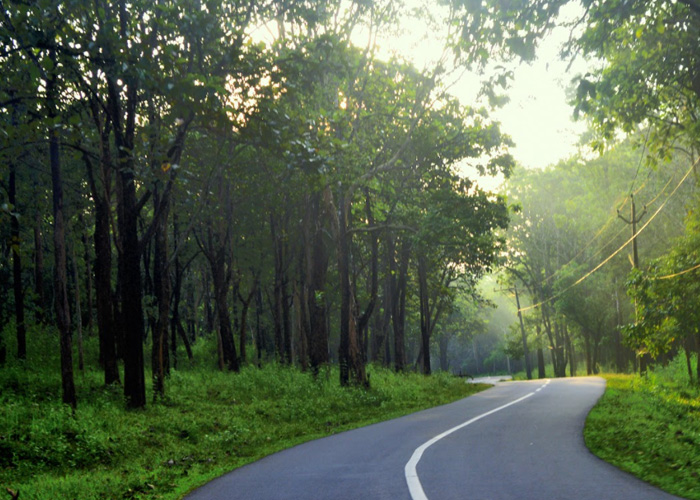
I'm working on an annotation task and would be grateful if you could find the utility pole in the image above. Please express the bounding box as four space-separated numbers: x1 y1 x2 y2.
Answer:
617 193 646 269
618 193 647 374
514 288 532 380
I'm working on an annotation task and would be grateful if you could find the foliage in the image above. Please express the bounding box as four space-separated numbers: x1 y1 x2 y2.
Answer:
454 0 700 158
585 364 700 500
624 206 700 374
0 328 487 499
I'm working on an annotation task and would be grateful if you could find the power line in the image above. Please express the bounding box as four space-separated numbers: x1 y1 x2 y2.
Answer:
538 168 668 286
518 155 699 313
657 262 700 280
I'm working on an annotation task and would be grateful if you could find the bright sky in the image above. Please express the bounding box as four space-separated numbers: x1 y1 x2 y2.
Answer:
372 2 591 173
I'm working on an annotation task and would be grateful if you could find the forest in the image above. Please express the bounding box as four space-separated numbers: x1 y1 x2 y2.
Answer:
2 0 700 497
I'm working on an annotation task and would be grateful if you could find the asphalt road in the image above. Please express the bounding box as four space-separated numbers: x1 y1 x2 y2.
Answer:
186 377 683 500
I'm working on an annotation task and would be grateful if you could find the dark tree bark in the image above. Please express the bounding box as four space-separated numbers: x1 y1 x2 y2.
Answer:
238 283 257 366
85 151 120 385
48 52 76 408
79 214 94 336
417 255 431 375
438 334 450 372
391 236 410 372
201 213 239 372
152 188 170 398
336 189 367 387
537 347 546 379
9 153 26 360
255 285 266 366
294 281 309 370
71 244 85 371
170 215 194 366
356 188 379 364
304 190 331 374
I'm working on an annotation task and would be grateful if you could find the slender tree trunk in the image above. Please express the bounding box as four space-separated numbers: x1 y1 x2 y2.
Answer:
213 272 238 371
584 331 592 375
357 188 379 364
392 237 410 372
438 334 450 372
152 190 170 399
48 55 76 408
116 166 146 407
71 245 85 371
683 336 693 384
94 192 119 384
204 222 239 372
417 255 431 375
170 215 194 364
337 190 367 386
256 285 265 366
537 348 546 378
83 111 120 385
305 191 331 374
34 210 45 322
80 215 94 337
238 285 256 366
9 157 26 360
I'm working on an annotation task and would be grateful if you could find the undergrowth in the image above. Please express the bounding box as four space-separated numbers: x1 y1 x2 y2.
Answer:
584 353 700 500
0 322 486 499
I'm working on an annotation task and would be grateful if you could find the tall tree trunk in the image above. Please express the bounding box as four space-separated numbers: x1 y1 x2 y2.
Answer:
213 267 238 371
9 155 26 360
238 284 256 367
94 188 119 384
170 215 194 365
204 221 239 372
48 54 76 408
71 245 85 371
295 281 309 370
438 334 450 372
80 214 94 337
417 255 431 375
337 190 366 386
356 188 379 364
83 110 120 385
255 285 265 366
304 191 331 374
33 210 46 322
537 348 546 378
115 158 147 407
152 190 170 398
392 237 410 372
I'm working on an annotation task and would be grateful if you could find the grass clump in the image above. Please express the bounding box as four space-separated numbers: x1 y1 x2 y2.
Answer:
584 354 700 500
0 328 487 500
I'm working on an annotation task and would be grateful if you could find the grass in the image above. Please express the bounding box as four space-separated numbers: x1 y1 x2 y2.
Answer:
584 354 700 500
0 323 488 499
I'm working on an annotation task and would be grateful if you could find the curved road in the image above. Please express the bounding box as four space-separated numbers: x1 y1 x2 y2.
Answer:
186 377 683 500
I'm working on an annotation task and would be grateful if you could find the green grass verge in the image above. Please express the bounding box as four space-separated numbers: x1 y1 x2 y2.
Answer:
584 359 700 499
0 327 487 499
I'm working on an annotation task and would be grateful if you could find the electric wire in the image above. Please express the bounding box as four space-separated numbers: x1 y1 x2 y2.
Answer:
657 262 700 280
537 167 666 286
518 155 699 313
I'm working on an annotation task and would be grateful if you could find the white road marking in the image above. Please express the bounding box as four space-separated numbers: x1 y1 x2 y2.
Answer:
404 379 550 500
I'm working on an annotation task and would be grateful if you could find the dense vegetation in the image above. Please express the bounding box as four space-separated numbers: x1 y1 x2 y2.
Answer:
585 360 700 500
0 0 514 410
0 325 487 499
3 0 700 497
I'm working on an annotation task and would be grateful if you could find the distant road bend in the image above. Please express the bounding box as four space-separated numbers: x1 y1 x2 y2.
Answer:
187 377 683 500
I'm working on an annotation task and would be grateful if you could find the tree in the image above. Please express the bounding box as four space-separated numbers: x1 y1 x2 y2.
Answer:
451 0 700 158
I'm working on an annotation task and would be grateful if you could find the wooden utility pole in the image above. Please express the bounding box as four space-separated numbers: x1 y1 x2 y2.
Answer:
618 193 647 373
617 193 646 269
